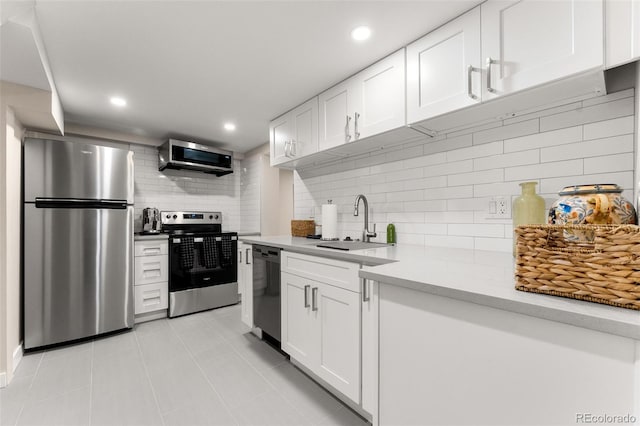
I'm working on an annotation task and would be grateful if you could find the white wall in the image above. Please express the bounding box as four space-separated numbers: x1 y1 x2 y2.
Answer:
294 88 636 252
239 145 264 234
0 105 23 387
130 144 242 232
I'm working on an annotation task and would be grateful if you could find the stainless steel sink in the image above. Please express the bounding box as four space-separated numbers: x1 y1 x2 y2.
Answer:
316 241 391 251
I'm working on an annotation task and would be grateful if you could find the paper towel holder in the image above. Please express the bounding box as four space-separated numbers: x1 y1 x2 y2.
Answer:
321 200 340 241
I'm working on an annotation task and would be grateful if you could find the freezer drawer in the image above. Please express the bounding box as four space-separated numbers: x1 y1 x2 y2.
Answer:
23 204 134 349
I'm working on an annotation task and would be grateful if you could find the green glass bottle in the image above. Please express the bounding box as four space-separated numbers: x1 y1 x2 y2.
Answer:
386 223 396 244
512 181 546 255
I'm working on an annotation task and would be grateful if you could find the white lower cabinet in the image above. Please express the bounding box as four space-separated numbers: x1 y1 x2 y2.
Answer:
238 242 253 328
135 282 168 314
281 251 361 404
134 239 169 322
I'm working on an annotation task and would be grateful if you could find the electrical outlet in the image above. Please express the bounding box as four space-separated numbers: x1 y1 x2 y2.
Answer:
487 196 511 219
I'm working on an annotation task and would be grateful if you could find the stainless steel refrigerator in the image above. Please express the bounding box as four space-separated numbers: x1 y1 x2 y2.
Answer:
23 137 135 350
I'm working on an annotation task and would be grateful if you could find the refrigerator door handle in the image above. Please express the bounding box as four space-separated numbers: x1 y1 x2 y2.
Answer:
34 198 128 209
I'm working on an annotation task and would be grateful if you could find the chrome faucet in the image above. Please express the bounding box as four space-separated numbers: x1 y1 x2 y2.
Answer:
354 194 377 242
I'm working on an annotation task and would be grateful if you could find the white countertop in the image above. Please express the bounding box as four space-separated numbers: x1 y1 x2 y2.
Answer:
239 235 640 340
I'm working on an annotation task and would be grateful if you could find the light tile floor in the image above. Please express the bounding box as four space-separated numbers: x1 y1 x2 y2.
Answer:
0 304 369 426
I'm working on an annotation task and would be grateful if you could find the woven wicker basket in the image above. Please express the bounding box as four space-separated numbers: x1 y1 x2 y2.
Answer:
515 224 640 310
291 220 315 237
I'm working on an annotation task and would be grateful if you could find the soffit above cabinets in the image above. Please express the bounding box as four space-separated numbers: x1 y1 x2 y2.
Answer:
22 0 482 153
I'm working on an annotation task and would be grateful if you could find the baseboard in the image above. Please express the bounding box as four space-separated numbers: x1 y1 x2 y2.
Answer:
12 343 23 374
0 372 6 388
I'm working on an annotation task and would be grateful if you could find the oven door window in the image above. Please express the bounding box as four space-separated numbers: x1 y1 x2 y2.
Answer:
169 236 237 291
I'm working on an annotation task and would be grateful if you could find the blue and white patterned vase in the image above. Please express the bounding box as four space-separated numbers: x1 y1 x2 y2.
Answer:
548 184 637 241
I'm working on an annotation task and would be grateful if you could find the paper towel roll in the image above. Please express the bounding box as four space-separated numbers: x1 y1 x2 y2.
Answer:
322 203 338 240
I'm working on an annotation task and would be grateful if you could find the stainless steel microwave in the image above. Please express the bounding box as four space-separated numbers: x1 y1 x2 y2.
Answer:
158 139 233 176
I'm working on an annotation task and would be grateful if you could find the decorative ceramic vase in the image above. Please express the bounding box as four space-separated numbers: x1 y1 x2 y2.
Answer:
512 182 546 254
548 184 637 226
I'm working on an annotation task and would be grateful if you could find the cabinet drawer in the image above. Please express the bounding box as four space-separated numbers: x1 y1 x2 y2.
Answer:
134 255 168 285
281 251 360 292
135 282 168 314
135 240 168 257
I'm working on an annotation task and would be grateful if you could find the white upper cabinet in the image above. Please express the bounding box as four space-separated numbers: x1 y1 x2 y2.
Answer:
481 0 603 100
319 49 405 151
605 0 640 68
407 7 481 123
270 97 318 166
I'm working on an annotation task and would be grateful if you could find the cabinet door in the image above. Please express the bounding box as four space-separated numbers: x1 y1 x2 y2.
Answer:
361 279 379 417
290 97 319 158
605 0 640 68
407 7 481 123
239 243 253 328
318 80 353 151
481 0 603 100
355 49 406 140
269 113 291 166
316 283 361 403
281 272 318 368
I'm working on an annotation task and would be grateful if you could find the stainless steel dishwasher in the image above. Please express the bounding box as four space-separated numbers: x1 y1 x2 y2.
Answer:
252 245 281 346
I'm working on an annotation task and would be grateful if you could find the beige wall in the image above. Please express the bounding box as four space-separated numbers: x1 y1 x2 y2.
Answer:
260 153 293 236
0 104 23 387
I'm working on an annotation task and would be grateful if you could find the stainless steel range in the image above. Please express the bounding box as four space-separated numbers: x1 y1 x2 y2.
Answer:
161 211 238 317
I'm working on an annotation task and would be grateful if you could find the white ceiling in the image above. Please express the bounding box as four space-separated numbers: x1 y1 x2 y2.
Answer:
7 0 481 153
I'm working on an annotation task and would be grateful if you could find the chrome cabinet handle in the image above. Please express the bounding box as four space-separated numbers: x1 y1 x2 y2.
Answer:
354 112 360 139
345 115 352 142
284 140 291 157
312 287 318 311
486 57 497 94
239 250 242 264
467 65 478 100
362 278 370 302
246 248 251 264
291 140 297 156
304 285 310 308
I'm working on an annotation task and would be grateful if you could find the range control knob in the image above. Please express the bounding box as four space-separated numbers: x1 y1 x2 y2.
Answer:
173 214 177 219
209 215 214 220
166 214 171 219
214 214 220 220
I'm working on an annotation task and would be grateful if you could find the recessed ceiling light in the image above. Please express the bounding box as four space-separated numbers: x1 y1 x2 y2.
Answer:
110 96 127 107
224 122 236 131
351 26 371 41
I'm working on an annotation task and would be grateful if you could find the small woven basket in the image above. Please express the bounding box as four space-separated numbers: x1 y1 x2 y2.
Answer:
515 224 640 310
291 220 315 237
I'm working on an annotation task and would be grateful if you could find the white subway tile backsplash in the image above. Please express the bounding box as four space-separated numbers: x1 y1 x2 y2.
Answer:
424 186 473 200
583 116 635 140
472 119 539 145
504 159 583 181
293 89 636 252
473 149 540 171
404 152 447 169
540 134 633 163
404 200 447 212
504 126 582 153
583 153 634 174
540 97 634 132
448 169 504 186
446 141 503 162
423 159 473 178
